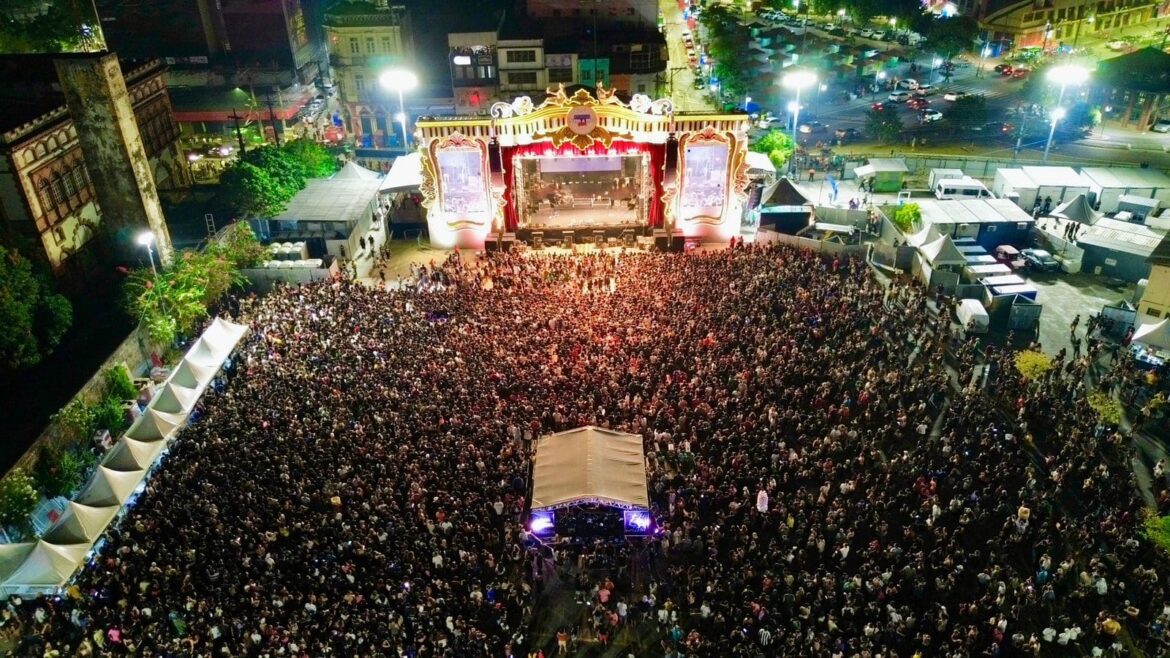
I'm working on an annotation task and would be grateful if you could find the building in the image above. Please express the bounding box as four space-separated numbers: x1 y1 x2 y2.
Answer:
447 14 666 114
523 0 659 37
95 0 324 88
1140 234 1170 318
0 56 188 286
324 1 414 150
978 0 1160 50
1093 48 1170 131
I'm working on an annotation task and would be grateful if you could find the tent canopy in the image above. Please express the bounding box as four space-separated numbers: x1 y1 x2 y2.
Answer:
152 382 200 414
1052 193 1100 226
920 235 966 266
332 161 381 181
746 151 776 174
905 224 941 247
0 543 36 583
102 436 167 471
380 152 423 193
1134 318 1170 350
125 408 186 442
42 503 119 545
531 427 649 511
0 541 89 590
760 177 810 207
75 466 146 507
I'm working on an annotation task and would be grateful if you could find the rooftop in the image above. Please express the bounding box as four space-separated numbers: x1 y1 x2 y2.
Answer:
324 1 408 27
917 198 1034 225
271 172 383 224
1078 217 1166 257
1150 234 1170 266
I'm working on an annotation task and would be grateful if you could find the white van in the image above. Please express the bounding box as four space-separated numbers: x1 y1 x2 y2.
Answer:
934 177 993 200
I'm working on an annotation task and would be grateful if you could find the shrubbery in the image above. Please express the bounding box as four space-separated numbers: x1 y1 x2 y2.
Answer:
1014 350 1054 381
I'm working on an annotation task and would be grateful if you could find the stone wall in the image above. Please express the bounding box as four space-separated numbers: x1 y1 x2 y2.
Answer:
5 325 152 474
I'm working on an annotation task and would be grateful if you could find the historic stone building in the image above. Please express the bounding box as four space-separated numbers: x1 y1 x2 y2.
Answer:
0 56 188 287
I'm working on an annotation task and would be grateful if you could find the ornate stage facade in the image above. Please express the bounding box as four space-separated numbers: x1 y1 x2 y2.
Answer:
413 85 751 249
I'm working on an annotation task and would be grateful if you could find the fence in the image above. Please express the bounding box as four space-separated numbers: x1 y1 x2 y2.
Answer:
844 152 1153 185
758 231 870 258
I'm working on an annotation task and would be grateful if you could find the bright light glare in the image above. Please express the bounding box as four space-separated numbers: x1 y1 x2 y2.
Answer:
787 101 798 112
1047 64 1090 86
1051 107 1067 120
394 111 406 123
837 8 845 15
136 232 155 247
782 70 817 90
379 69 418 91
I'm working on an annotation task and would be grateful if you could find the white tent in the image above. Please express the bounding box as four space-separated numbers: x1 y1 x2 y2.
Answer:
919 235 967 266
0 543 36 582
905 224 940 248
125 408 186 442
746 151 776 175
0 541 90 593
151 382 200 415
199 318 249 361
42 503 119 545
531 427 649 510
184 338 222 369
380 152 423 193
1133 318 1170 351
169 357 216 390
75 466 147 507
1051 193 1101 226
102 436 167 471
332 161 381 181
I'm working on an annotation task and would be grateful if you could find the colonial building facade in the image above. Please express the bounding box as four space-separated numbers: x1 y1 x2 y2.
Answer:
0 58 188 286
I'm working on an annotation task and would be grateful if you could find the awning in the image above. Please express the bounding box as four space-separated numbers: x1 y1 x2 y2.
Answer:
854 164 875 179
746 151 776 174
531 426 648 511
380 152 423 193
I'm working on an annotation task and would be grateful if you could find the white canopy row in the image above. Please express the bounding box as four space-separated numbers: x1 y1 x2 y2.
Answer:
0 317 249 596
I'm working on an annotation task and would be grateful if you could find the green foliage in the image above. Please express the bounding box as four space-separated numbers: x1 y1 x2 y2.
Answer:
750 129 794 171
1144 510 1170 556
923 16 980 59
0 3 92 53
1014 350 1054 381
700 5 753 98
865 107 904 144
123 250 246 346
31 444 88 498
892 204 921 232
1087 390 1123 426
948 95 989 130
1060 101 1098 135
0 469 39 530
0 247 73 370
92 395 128 434
104 364 139 401
51 398 97 444
218 140 340 219
208 223 268 270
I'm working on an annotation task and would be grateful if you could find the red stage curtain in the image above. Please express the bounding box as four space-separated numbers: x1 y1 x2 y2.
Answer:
501 140 666 231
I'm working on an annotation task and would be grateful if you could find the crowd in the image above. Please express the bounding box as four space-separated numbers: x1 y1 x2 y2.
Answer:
6 242 1170 658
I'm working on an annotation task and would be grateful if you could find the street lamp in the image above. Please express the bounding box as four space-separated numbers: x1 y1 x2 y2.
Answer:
874 70 887 98
837 8 846 24
379 69 418 151
929 56 943 84
1043 106 1067 162
745 95 752 111
136 231 157 277
1046 63 1089 105
782 69 817 174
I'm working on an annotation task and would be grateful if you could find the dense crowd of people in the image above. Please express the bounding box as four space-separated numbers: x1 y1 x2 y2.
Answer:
6 242 1170 657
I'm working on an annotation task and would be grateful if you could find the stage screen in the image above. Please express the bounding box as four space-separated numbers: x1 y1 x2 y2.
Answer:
680 143 729 220
437 149 488 214
516 154 647 229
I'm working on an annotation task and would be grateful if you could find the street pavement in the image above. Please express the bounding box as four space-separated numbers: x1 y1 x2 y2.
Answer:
661 1 715 112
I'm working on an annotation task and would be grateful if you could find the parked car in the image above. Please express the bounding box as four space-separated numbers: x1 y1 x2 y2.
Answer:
834 127 862 141
994 244 1026 270
907 97 930 110
943 90 969 102
896 78 919 90
999 65 1015 76
1153 118 1170 133
993 63 1012 73
799 120 828 133
1010 68 1030 79
972 121 1015 136
915 84 935 96
888 90 912 102
870 101 887 111
1021 248 1060 272
920 109 943 122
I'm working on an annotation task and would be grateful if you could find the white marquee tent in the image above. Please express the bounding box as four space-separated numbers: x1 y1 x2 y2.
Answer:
919 235 967 267
0 317 250 596
1133 318 1170 351
531 427 649 511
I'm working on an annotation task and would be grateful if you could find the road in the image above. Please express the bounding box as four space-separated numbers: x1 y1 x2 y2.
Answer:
661 1 715 112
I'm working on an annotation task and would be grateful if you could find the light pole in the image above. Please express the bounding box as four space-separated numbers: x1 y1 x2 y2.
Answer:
745 95 752 112
379 69 418 152
873 70 886 98
977 43 990 78
1043 106 1067 161
782 69 817 175
136 231 157 277
1047 63 1089 106
837 8 845 25
929 56 942 84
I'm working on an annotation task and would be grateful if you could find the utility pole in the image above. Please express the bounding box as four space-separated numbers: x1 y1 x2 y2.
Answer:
264 94 281 147
230 109 247 154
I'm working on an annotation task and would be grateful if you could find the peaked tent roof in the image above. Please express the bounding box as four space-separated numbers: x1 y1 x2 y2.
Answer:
151 382 200 415
920 235 967 266
1052 193 1101 226
332 161 381 181
75 466 147 507
906 224 941 248
746 151 776 174
42 503 119 545
531 426 649 511
760 177 811 206
125 408 186 442
0 541 90 590
170 358 216 390
1133 318 1170 350
0 543 36 582
379 152 423 193
102 436 167 471
184 338 223 368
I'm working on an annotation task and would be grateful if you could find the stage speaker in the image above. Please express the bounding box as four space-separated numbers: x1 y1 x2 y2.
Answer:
486 236 516 252
562 230 574 248
593 230 605 246
654 235 684 252
622 229 636 247
532 231 544 249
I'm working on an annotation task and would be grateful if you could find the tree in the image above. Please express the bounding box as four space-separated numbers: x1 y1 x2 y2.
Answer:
208 223 268 270
0 469 38 532
1059 101 1098 136
750 129 795 171
123 249 246 346
219 162 289 219
892 204 921 232
865 107 904 144
282 139 339 179
0 247 73 370
947 95 989 130
924 16 979 59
